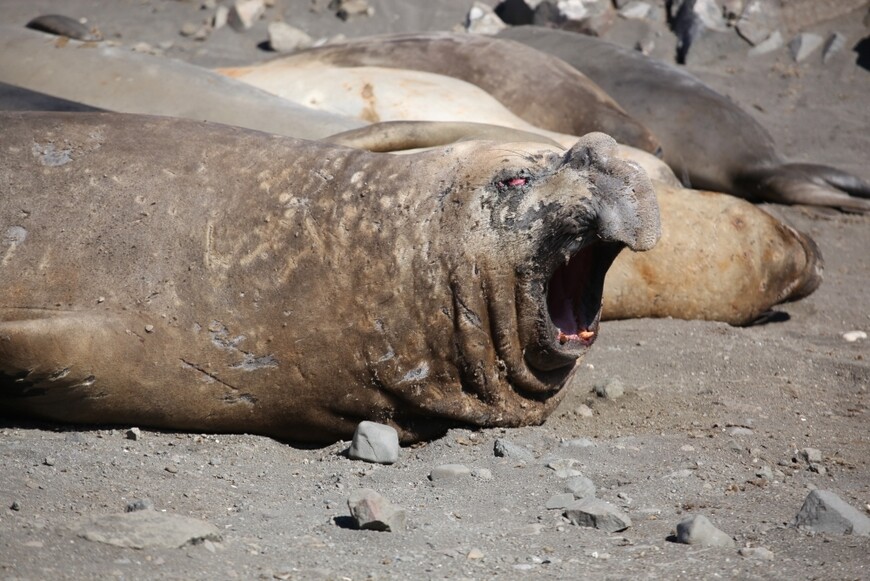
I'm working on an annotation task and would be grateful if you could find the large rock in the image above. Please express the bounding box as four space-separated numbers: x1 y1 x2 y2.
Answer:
564 498 631 532
70 510 221 549
347 489 406 532
675 514 735 548
794 490 870 536
348 421 400 464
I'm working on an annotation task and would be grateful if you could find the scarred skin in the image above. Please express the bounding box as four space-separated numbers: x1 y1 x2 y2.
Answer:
220 32 662 155
0 113 659 443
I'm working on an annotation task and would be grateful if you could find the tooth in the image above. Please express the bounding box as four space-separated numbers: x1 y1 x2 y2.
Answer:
579 330 595 340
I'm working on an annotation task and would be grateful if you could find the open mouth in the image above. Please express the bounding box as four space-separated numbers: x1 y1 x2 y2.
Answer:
525 240 623 372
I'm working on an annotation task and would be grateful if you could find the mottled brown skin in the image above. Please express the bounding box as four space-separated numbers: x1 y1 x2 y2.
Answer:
604 183 824 325
0 113 659 443
235 32 661 155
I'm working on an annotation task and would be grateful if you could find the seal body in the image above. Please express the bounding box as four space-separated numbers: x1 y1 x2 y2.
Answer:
0 112 659 443
499 26 870 212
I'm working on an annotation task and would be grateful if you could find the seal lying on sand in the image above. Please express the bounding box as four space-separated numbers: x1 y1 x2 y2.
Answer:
498 26 870 213
0 112 659 443
227 32 661 155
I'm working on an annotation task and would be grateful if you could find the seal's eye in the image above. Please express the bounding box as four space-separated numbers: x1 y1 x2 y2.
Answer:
496 176 529 192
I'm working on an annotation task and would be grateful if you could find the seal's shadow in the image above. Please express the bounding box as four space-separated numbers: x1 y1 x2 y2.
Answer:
855 36 870 72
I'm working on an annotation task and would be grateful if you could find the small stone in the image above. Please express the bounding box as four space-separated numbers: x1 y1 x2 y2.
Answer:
739 546 774 560
725 426 754 437
565 475 596 499
165 465 178 474
465 1 507 35
554 469 583 479
788 32 823 63
574 404 593 417
126 427 141 441
594 377 624 399
755 466 774 480
10 500 21 511
736 0 781 46
560 438 595 448
348 421 399 464
748 30 783 56
801 448 823 464
335 0 373 20
125 499 154 513
43 457 55 467
471 468 493 481
130 42 155 54
72 510 221 549
618 1 651 20
545 493 576 509
429 464 471 481
794 490 870 535
493 438 535 462
843 330 867 342
228 0 265 32
268 21 313 53
564 498 631 532
180 22 199 37
347 488 406 532
822 32 846 63
466 548 485 560
213 5 230 29
675 514 735 548
808 463 826 475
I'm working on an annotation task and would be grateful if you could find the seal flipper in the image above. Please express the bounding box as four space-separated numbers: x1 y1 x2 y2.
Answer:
739 164 870 213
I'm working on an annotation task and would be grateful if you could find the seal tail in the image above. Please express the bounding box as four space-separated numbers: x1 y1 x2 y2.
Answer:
740 163 870 213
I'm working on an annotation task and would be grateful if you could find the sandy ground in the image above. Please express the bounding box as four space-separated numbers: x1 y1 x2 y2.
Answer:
1 1 868 579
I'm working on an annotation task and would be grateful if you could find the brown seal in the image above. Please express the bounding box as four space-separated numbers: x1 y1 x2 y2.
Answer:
499 26 870 213
0 112 659 443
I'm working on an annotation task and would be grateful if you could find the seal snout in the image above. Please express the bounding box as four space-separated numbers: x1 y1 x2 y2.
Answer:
565 133 662 253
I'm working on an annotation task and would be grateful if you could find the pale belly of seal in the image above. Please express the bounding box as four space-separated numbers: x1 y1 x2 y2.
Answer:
0 112 659 443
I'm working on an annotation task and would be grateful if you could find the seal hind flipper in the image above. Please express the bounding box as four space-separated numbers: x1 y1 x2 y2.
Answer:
741 164 870 213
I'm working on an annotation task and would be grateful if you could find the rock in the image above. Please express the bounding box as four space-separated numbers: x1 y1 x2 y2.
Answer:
725 426 754 437
801 448 823 464
556 0 588 21
794 490 870 536
125 499 154 513
493 438 535 462
739 546 775 560
347 489 406 532
545 493 576 509
429 464 471 481
748 30 783 56
574 404 593 418
619 1 652 20
348 421 399 464
334 0 374 20
471 468 493 481
822 32 846 63
560 438 595 449
561 0 614 36
10 500 21 511
228 0 265 32
467 547 485 559
71 510 221 549
126 427 141 441
465 2 508 35
843 330 867 342
789 32 823 63
736 0 782 46
565 475 596 499
594 377 624 399
180 22 200 37
564 498 631 532
43 456 55 467
268 22 314 53
213 5 230 29
675 514 735 548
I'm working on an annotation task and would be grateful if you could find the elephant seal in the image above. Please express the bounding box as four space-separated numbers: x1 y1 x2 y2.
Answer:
236 32 662 155
0 112 659 443
0 27 363 139
498 26 870 213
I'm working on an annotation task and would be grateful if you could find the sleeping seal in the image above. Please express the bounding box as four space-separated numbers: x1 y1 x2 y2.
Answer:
0 112 659 443
498 26 870 213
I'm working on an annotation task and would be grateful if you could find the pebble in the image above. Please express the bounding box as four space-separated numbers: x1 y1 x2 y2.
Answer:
564 498 632 532
346 488 406 532
675 514 735 548
545 493 576 509
574 404 593 418
268 22 313 53
594 377 624 399
125 499 154 513
10 500 21 511
560 438 595 449
429 464 471 481
335 0 374 20
465 2 508 35
228 0 265 32
471 468 493 481
619 1 651 20
739 546 774 560
213 5 230 29
348 421 399 464
180 22 200 37
126 427 141 441
843 330 867 342
466 548 485 560
789 32 823 63
736 0 781 45
801 448 823 464
564 475 596 499
72 510 221 549
493 438 535 462
43 456 56 467
794 490 870 536
748 30 783 56
165 465 178 474
822 32 846 63
726 426 754 437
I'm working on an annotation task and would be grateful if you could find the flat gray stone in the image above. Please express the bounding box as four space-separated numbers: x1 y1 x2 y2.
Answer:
822 32 846 63
801 447 823 464
560 438 595 449
348 421 399 464
748 30 783 56
564 498 631 532
493 438 535 462
789 32 823 62
347 488 406 532
268 22 313 53
429 464 471 481
675 514 735 548
545 493 576 510
71 510 221 549
739 546 775 560
564 475 596 499
594 377 624 399
794 490 870 536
